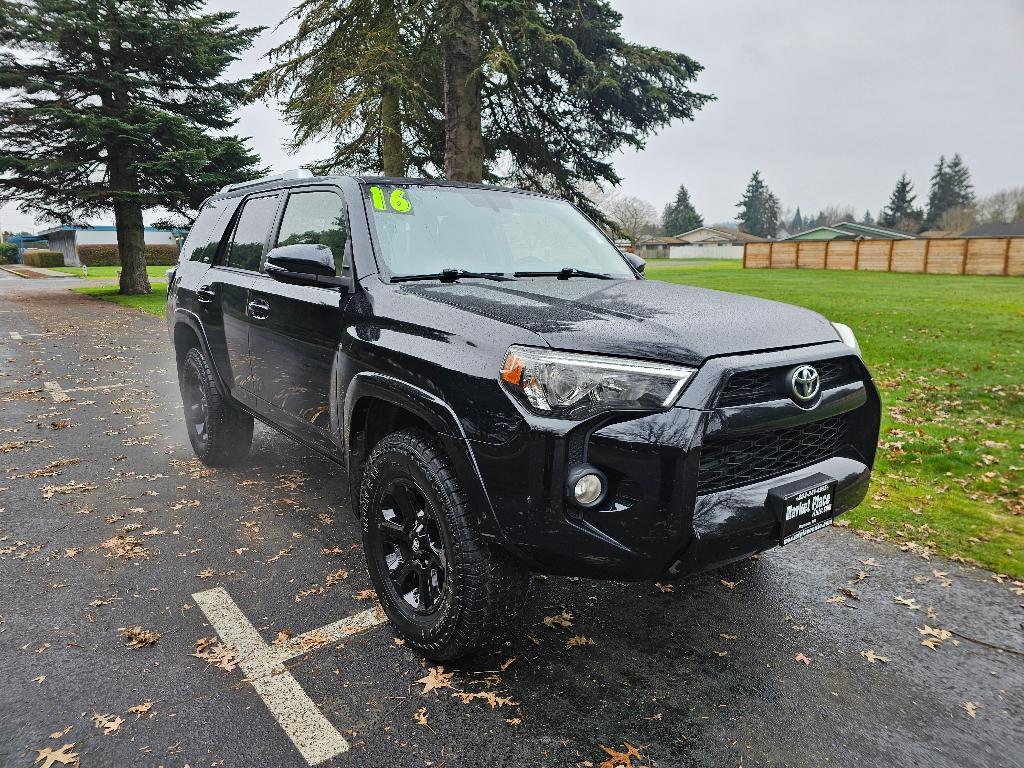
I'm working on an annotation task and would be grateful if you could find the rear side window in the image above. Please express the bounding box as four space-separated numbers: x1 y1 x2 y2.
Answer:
224 195 279 271
181 198 236 263
275 190 349 275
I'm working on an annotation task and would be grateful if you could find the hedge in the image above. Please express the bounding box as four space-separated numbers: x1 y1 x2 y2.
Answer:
23 250 65 268
77 243 180 266
0 242 17 264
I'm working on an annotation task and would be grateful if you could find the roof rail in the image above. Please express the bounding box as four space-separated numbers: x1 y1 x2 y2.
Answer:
219 168 315 194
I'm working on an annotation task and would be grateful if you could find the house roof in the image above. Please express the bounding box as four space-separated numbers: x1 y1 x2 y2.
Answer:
918 229 961 239
38 224 172 236
673 226 768 244
960 221 1024 238
638 236 683 245
785 222 915 241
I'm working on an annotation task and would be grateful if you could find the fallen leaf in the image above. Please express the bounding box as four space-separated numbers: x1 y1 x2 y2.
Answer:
128 701 154 718
33 675 46 684
505 717 522 726
192 637 238 672
413 706 429 726
272 629 293 646
47 727 73 740
542 611 573 629
719 633 738 641
860 649 889 663
416 666 455 694
499 657 516 671
33 743 78 768
720 579 737 589
354 588 376 600
963 701 979 719
119 625 160 649
894 595 921 610
654 582 673 593
794 652 812 666
91 713 124 735
451 690 517 708
566 635 594 647
598 741 645 768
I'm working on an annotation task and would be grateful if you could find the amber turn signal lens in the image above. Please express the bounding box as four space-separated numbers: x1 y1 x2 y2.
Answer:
500 351 525 385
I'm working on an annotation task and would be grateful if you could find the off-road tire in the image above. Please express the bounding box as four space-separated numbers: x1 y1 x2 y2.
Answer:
360 429 529 660
179 346 253 466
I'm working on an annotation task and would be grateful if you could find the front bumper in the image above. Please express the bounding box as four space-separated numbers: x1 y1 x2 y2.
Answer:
469 342 881 580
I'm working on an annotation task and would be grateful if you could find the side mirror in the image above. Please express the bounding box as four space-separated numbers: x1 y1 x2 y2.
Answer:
265 243 350 289
623 251 646 275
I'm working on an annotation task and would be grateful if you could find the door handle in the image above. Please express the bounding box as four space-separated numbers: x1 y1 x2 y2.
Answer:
196 284 216 303
247 298 270 320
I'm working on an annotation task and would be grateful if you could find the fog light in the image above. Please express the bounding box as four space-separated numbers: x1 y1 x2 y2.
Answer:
566 465 608 508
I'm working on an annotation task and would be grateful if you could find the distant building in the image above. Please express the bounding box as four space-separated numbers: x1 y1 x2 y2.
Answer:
784 222 915 241
636 226 768 260
959 221 1024 238
39 225 179 266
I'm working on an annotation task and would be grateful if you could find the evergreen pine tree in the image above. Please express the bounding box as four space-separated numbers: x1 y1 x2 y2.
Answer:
881 173 923 232
256 0 712 215
945 153 975 208
862 210 875 226
0 0 263 294
926 155 954 227
792 207 804 231
735 171 780 239
661 184 703 235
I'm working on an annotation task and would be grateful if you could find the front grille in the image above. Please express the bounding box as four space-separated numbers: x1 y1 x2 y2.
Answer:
696 415 849 495
716 357 855 408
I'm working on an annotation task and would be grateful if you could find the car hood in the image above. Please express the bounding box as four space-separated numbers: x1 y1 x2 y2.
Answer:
398 278 839 367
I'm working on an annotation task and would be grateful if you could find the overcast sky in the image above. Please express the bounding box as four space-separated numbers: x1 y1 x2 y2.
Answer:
3 0 1022 232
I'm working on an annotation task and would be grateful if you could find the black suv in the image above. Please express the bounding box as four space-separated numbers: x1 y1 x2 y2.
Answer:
167 172 881 659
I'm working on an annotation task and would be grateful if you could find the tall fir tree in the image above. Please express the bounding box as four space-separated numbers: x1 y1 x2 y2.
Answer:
862 209 874 226
0 0 264 294
945 153 974 208
791 207 804 232
661 184 703 235
735 171 780 239
257 0 712 216
880 173 923 232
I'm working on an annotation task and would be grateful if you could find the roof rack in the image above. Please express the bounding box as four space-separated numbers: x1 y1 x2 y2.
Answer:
219 168 315 194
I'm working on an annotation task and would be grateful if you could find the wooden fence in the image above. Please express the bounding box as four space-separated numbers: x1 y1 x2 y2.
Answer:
743 237 1024 276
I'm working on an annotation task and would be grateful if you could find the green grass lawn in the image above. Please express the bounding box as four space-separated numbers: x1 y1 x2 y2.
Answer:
55 265 171 280
647 261 1023 578
75 282 167 316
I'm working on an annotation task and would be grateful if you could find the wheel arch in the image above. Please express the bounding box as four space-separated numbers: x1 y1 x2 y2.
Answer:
171 310 231 400
343 373 519 556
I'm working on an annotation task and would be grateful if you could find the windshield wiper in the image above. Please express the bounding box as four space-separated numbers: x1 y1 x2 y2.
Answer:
391 268 515 283
513 267 612 280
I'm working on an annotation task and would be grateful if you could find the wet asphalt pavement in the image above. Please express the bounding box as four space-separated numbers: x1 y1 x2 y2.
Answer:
0 276 1022 768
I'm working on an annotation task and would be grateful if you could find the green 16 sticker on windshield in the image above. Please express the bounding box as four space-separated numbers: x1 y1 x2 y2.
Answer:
369 185 413 214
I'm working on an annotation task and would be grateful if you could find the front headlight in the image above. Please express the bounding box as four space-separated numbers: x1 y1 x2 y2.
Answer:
499 345 695 419
831 322 861 355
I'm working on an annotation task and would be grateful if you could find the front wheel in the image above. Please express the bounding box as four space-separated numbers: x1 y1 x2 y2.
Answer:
360 429 529 660
179 347 253 466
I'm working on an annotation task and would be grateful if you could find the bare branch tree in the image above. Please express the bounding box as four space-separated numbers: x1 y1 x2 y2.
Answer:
604 195 659 246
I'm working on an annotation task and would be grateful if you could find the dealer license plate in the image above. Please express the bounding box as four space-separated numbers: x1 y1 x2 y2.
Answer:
767 473 837 545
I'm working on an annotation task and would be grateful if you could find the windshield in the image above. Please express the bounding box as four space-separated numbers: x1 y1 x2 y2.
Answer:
363 184 635 279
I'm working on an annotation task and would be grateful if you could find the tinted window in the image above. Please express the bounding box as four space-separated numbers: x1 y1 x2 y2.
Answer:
225 195 279 271
182 198 236 263
275 190 349 275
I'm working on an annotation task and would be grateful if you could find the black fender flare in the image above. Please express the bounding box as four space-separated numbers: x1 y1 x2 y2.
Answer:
343 372 534 564
171 309 233 402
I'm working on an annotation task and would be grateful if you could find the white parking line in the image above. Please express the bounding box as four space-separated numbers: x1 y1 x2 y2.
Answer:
192 586 386 765
9 331 21 340
43 381 72 403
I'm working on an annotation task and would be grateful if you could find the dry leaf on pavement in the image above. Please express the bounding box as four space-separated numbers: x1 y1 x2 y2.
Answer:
192 637 238 672
963 701 979 719
128 701 154 718
794 652 812 666
566 635 594 647
416 666 455 694
91 713 124 734
599 741 646 768
33 743 78 768
860 649 889 663
413 707 429 725
542 611 573 629
119 625 160 648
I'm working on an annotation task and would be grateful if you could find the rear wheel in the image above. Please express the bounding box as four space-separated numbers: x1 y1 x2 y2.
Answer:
360 429 529 660
179 347 253 466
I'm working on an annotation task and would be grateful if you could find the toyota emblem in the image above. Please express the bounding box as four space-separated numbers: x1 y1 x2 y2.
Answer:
789 365 820 402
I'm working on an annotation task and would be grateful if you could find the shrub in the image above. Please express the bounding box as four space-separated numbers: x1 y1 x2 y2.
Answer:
22 250 65 268
0 242 17 264
77 243 180 266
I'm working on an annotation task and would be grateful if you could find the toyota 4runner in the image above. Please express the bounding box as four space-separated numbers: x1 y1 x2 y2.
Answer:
167 171 881 659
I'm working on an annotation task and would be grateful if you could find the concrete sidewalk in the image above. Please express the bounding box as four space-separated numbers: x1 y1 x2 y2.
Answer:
0 264 77 279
